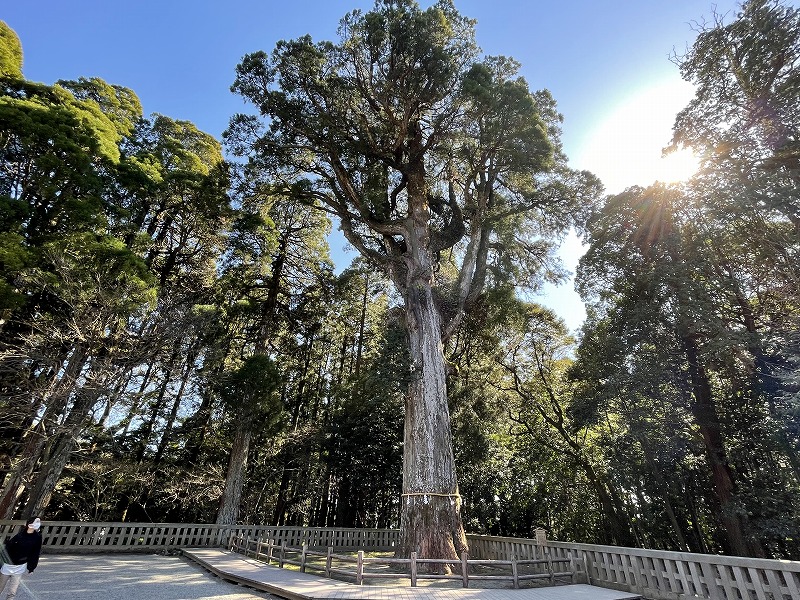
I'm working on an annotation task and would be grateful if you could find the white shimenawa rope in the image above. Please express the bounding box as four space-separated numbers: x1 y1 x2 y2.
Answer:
401 492 461 505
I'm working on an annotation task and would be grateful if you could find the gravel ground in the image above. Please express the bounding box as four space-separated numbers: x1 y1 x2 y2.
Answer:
6 553 280 600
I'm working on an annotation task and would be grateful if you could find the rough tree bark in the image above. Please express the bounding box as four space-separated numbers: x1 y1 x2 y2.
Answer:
396 161 467 564
399 279 468 563
679 330 764 558
215 425 251 525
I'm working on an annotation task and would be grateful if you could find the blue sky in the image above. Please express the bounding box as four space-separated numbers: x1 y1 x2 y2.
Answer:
3 0 743 330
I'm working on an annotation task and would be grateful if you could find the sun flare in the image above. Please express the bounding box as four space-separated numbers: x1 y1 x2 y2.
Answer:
574 77 698 194
656 146 700 184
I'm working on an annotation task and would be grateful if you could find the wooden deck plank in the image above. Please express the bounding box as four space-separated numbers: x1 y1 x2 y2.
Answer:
183 548 641 600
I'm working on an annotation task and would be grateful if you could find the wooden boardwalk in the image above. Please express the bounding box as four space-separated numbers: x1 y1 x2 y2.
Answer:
183 548 642 600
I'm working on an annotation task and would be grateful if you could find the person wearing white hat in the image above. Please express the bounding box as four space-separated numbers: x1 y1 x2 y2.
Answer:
0 516 42 599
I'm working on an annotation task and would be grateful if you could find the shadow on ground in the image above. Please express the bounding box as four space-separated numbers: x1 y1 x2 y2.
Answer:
14 553 279 600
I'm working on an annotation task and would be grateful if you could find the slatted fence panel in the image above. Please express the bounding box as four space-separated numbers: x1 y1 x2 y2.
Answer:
465 535 800 600
545 540 800 600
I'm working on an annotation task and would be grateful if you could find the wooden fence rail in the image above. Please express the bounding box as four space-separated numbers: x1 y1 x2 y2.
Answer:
226 532 577 589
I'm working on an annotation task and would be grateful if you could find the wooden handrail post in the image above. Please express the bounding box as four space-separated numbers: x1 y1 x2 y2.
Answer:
548 555 555 584
461 551 469 588
410 551 417 587
581 550 592 584
326 547 333 578
357 550 364 585
301 542 307 573
568 549 577 584
512 555 519 589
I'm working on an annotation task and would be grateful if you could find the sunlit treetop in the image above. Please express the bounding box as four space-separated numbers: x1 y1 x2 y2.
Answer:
0 21 23 78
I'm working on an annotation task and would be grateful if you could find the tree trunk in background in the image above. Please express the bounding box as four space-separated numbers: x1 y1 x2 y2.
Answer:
0 345 87 518
354 272 369 378
135 343 179 463
184 369 219 466
0 424 47 519
639 438 690 551
25 382 102 517
215 423 251 525
116 362 154 439
153 355 195 466
680 331 764 558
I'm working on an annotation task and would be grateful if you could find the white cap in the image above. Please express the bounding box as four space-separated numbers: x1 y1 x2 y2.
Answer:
30 518 41 531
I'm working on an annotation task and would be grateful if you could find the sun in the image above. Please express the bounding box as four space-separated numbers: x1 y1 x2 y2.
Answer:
657 146 700 184
573 76 698 194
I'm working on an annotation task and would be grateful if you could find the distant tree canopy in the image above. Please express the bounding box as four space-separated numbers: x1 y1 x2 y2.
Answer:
0 0 798 562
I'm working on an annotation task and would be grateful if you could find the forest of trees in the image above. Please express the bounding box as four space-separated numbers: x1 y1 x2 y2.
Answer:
0 0 798 561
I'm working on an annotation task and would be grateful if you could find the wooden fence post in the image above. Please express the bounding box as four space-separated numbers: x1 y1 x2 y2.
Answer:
410 552 417 587
301 542 307 573
535 528 547 545
511 555 520 589
279 543 286 568
461 551 469 588
267 539 274 565
326 547 333 578
357 550 364 585
568 549 577 584
582 550 592 584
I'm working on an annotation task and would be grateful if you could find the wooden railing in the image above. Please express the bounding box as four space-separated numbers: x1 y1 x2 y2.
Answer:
468 535 800 600
227 532 577 588
0 521 397 553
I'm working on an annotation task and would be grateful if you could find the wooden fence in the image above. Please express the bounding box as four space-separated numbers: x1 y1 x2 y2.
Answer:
0 521 397 553
227 532 576 589
468 535 800 600
2 521 799 600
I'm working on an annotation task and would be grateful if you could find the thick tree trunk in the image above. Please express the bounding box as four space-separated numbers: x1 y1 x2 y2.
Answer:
680 332 764 557
398 279 467 564
272 460 292 526
396 151 467 565
25 433 74 517
215 423 251 525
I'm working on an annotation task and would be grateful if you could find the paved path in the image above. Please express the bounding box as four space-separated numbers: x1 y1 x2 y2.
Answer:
9 553 273 600
183 548 641 600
